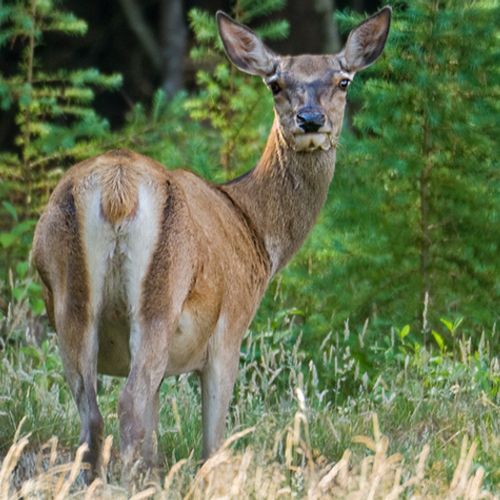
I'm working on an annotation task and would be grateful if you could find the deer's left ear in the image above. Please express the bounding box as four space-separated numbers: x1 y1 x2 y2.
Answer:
340 6 391 73
217 11 278 77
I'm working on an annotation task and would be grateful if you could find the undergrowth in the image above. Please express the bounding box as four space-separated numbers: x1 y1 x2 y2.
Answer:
1 271 500 498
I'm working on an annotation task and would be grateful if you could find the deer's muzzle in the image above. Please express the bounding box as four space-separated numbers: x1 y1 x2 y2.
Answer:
294 132 332 152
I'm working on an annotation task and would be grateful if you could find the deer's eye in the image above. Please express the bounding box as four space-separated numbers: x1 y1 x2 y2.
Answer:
339 79 351 91
269 81 281 95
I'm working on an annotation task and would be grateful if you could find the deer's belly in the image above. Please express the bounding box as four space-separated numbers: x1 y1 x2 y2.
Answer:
163 308 217 377
97 312 131 377
96 306 216 378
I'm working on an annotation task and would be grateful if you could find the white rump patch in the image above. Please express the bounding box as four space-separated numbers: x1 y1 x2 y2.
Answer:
82 188 119 320
82 182 161 359
123 184 161 357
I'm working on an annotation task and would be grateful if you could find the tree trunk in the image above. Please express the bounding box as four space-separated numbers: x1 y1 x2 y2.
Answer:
118 0 187 96
314 0 342 54
117 0 163 72
159 0 187 96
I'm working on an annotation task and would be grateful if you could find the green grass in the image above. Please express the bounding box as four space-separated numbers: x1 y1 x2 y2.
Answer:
1 276 500 498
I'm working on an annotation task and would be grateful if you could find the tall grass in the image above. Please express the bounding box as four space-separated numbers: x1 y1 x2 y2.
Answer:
1 273 500 497
0 410 497 498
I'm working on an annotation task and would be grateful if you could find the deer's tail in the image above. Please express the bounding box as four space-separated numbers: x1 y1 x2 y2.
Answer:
98 150 141 225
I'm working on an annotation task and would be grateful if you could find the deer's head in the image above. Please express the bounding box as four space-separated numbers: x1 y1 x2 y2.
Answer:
217 8 391 153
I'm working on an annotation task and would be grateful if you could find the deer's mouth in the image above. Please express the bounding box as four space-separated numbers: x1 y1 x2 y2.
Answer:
294 132 332 152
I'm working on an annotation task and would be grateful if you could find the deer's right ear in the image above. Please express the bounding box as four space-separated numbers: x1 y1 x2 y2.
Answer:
217 11 277 77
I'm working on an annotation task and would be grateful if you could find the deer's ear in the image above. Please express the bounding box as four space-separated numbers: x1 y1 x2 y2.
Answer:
217 11 277 77
340 6 391 73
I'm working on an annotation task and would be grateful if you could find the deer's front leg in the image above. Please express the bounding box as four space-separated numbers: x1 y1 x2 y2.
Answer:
200 321 243 460
141 385 161 465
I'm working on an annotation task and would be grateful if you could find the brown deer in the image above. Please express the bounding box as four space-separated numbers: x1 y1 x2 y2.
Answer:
33 8 391 482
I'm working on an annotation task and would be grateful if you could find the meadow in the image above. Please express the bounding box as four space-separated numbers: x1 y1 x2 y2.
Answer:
1 285 500 498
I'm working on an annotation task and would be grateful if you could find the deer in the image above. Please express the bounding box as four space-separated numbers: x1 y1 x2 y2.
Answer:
33 7 391 482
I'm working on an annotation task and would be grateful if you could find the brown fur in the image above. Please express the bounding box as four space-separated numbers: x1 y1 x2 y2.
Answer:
33 8 391 486
98 151 142 224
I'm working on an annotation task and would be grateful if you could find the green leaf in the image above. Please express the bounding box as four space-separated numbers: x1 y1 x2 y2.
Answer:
30 298 46 315
0 232 17 248
440 319 454 334
432 331 445 351
11 219 36 236
16 261 29 278
399 325 410 339
2 201 18 221
28 281 43 294
20 345 41 362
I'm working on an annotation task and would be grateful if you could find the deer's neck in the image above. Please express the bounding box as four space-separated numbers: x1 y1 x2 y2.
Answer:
221 119 336 279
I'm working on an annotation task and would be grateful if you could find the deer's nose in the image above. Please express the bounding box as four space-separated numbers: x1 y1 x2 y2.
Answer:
296 110 326 133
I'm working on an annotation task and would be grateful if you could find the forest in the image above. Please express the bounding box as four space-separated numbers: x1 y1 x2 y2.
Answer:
1 0 500 497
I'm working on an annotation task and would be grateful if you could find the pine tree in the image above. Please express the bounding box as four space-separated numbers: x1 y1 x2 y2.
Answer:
292 0 500 341
0 0 121 314
0 0 122 218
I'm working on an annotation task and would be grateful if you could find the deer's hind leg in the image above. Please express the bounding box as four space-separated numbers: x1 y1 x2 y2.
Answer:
39 185 120 483
116 185 196 481
42 275 104 484
46 242 104 483
117 295 188 481
56 310 103 483
118 316 176 479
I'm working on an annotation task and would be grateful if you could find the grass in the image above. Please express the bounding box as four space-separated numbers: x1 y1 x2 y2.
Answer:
0 407 497 498
1 277 500 498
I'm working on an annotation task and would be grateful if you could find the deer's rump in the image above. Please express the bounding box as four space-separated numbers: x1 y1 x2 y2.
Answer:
33 149 269 379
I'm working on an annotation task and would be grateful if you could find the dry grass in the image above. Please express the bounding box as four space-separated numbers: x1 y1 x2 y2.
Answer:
2 294 500 499
1 406 497 500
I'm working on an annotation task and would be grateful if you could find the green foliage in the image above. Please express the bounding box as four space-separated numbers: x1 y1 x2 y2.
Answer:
0 0 121 315
0 202 36 271
2 314 500 491
0 0 121 216
268 0 500 345
186 1 289 180
339 0 500 332
0 334 78 448
111 90 213 180
0 202 43 330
